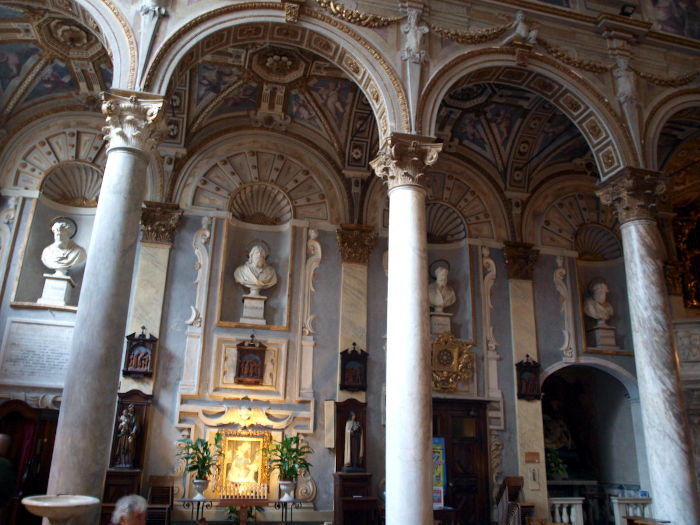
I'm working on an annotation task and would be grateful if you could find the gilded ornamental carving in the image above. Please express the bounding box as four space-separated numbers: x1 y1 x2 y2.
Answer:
431 332 475 392
503 242 539 281
336 224 377 264
140 201 183 244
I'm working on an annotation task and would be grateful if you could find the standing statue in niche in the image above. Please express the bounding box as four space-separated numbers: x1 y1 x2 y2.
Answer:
429 266 456 313
343 411 363 472
41 218 86 275
116 404 139 467
234 244 278 296
583 277 614 327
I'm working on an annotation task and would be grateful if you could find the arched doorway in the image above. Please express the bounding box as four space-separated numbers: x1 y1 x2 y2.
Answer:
542 365 642 525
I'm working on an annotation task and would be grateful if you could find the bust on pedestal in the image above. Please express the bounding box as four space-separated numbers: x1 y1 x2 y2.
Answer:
429 265 456 335
583 277 617 348
37 218 86 306
234 244 277 324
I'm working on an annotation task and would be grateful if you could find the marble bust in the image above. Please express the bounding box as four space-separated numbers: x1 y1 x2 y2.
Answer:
41 219 86 275
583 277 614 326
234 244 277 296
429 266 456 313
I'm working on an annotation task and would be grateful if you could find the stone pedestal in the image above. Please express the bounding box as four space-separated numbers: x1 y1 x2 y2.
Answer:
240 295 266 324
587 325 617 348
37 273 74 306
430 312 452 335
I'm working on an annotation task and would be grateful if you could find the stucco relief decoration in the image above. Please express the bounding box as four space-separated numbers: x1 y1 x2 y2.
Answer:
185 217 212 329
553 256 574 359
140 201 183 244
676 328 700 362
401 9 428 64
431 332 475 393
313 0 400 27
596 169 666 225
336 224 377 264
370 133 442 190
101 90 166 153
197 405 293 429
430 19 510 45
302 228 322 336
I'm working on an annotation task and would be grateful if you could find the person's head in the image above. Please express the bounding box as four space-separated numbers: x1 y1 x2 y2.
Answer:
589 277 609 303
249 245 266 268
111 494 147 525
435 266 449 286
50 220 71 244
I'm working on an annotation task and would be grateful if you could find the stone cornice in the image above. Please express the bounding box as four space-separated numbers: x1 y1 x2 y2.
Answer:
140 201 183 244
101 89 166 154
336 223 377 264
596 167 666 224
370 132 442 191
503 241 539 281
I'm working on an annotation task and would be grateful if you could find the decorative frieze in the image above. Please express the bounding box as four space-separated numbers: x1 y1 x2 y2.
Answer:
140 201 183 244
503 242 539 281
101 89 166 153
336 224 377 264
370 132 442 190
596 168 666 224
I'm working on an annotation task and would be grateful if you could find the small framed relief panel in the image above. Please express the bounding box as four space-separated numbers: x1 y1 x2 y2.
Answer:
216 221 295 330
123 327 157 377
339 343 368 392
235 335 265 385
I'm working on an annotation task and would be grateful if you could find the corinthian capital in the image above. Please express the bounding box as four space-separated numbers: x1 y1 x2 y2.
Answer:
370 132 442 191
140 201 183 244
336 224 377 264
101 89 166 154
596 168 666 224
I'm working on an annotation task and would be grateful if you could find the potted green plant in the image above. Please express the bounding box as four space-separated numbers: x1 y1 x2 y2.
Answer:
265 435 313 501
545 448 567 480
176 432 223 499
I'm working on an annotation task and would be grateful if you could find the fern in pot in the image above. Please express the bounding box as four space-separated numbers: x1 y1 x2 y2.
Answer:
265 435 313 501
177 432 223 500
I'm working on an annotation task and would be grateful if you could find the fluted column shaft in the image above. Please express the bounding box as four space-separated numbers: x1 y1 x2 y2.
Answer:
598 169 700 523
371 133 441 525
47 90 165 525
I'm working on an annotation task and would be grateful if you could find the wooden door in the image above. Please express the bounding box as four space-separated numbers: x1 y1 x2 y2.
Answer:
433 399 489 525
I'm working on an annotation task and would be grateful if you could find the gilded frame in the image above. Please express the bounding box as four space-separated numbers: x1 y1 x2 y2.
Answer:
216 429 271 493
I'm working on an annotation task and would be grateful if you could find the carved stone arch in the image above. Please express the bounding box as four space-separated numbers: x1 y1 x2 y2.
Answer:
364 158 509 241
417 49 635 181
0 114 162 201
171 131 348 224
541 358 639 400
643 88 700 171
70 0 138 88
142 6 409 140
522 174 619 251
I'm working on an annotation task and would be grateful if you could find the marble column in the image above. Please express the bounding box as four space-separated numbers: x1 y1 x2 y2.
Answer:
46 89 165 524
370 132 441 525
503 243 548 517
120 201 182 395
335 224 377 403
597 168 700 523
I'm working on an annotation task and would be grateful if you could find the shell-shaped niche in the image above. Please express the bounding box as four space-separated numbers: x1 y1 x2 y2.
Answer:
426 202 466 243
541 193 617 249
574 224 621 261
12 129 107 191
191 150 329 222
41 161 102 207
229 182 293 225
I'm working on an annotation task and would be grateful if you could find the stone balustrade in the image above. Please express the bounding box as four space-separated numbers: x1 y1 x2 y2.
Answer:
610 496 652 525
549 496 584 524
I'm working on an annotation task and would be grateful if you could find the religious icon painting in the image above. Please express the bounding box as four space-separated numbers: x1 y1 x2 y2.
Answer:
235 335 266 385
515 354 541 400
123 326 157 377
339 342 368 392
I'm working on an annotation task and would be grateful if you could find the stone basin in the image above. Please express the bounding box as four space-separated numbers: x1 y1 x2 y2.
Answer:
22 494 100 524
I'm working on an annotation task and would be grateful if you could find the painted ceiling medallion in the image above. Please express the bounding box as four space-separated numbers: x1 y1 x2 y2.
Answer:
229 182 293 225
39 17 103 59
41 162 102 207
251 46 305 83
